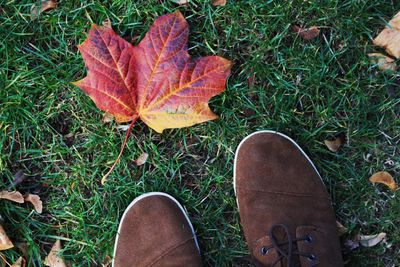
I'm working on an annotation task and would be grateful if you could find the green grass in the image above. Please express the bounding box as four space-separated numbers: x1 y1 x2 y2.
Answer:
1 0 399 266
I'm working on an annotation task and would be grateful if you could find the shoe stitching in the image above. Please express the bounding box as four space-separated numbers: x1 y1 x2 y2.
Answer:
147 237 197 267
236 186 329 198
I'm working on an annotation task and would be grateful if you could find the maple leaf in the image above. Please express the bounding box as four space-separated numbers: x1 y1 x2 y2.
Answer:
73 11 232 183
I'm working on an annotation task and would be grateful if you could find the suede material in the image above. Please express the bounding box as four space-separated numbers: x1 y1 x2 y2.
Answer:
114 195 202 267
296 226 343 267
235 132 343 267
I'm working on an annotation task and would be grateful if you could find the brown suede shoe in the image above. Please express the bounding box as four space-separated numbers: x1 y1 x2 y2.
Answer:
234 131 344 267
113 192 202 267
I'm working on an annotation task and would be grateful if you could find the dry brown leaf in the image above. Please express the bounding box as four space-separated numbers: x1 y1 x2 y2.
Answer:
324 134 346 152
11 257 24 267
247 72 256 90
0 224 14 251
24 194 43 214
101 255 112 267
9 170 26 189
368 53 397 71
135 153 149 166
212 0 226 6
16 242 29 257
102 112 114 123
336 221 348 236
369 171 398 191
373 11 400 59
102 19 112 29
44 240 67 267
31 0 57 19
0 191 24 203
292 25 320 40
344 238 360 251
359 232 387 247
171 0 190 5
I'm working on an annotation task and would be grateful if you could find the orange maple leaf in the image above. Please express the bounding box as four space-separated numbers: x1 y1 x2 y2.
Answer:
73 11 232 183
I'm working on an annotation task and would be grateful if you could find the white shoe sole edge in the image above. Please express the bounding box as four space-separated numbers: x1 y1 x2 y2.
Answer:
112 192 200 267
233 130 325 209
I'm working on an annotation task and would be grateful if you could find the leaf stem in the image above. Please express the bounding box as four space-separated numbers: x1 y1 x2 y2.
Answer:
101 116 138 185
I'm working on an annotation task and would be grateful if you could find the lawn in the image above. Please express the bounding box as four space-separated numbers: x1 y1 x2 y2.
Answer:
1 0 399 266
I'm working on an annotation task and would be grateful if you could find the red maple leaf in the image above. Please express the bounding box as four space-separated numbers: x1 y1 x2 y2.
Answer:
73 11 232 183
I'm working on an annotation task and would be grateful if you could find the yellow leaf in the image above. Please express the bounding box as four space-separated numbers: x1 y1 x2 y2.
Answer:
0 224 14 251
373 11 400 59
0 191 24 203
369 171 398 191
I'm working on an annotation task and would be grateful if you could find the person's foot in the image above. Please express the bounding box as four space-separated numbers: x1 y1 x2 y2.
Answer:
234 131 343 267
112 192 202 267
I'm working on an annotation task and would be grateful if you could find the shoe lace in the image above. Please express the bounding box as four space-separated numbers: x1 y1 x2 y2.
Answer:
261 224 317 267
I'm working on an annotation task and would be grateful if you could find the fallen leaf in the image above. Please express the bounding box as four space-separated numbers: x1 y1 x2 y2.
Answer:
247 72 256 90
368 53 397 72
369 171 398 191
171 0 190 4
102 255 112 267
291 25 320 40
344 238 360 251
73 11 232 183
44 240 67 267
336 221 348 236
30 0 57 19
0 224 13 251
324 133 346 152
11 257 24 267
373 11 400 58
9 170 26 189
102 112 114 123
16 242 29 257
359 233 387 247
102 18 112 29
135 153 149 166
0 191 24 203
212 0 226 6
24 194 43 213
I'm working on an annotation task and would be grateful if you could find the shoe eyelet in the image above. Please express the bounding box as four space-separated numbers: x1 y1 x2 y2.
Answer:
308 254 316 261
261 246 269 255
305 235 313 243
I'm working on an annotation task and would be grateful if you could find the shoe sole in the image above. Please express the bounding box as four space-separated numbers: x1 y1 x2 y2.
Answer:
112 192 200 267
233 130 325 208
